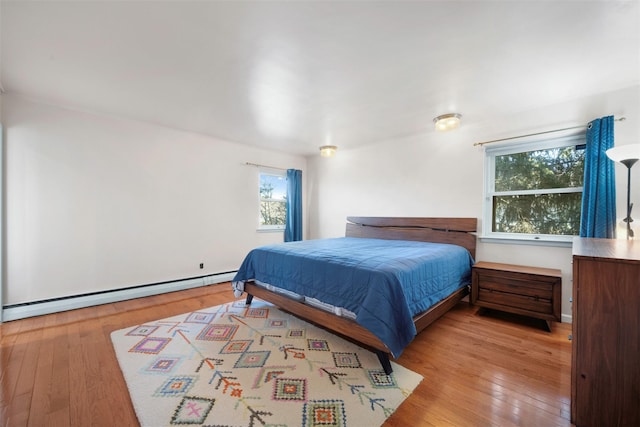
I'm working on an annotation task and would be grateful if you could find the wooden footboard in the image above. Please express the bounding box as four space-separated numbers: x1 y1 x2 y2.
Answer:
243 281 469 374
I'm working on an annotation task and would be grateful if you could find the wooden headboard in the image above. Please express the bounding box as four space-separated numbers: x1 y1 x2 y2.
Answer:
345 216 478 259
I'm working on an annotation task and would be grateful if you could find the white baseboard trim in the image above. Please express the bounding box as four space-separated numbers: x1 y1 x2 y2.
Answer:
561 313 573 324
1 272 236 322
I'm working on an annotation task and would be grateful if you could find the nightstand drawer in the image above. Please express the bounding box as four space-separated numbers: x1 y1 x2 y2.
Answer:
476 273 554 300
477 288 553 314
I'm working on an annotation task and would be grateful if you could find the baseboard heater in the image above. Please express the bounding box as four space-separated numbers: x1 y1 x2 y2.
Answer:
1 271 237 322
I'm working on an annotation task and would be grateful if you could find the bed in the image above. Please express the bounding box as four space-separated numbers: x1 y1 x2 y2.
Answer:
232 216 477 374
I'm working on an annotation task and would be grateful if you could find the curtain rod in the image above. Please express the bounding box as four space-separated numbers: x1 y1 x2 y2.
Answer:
245 162 287 171
473 116 626 147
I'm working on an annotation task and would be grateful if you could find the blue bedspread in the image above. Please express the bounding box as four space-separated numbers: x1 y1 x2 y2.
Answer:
232 237 474 357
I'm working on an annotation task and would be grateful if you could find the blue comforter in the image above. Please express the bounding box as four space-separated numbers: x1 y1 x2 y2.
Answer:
232 237 474 357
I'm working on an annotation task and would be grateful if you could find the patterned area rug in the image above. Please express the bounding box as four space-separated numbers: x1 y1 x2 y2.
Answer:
111 299 422 427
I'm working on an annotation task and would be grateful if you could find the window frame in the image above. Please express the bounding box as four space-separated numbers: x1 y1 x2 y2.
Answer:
257 168 287 232
482 133 586 245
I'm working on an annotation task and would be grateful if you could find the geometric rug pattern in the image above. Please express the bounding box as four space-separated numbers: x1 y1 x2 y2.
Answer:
111 299 423 426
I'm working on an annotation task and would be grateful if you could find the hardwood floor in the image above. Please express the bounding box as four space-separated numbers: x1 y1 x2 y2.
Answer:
0 283 573 427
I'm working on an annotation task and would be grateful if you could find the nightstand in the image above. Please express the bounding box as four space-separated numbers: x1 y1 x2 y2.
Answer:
471 262 561 331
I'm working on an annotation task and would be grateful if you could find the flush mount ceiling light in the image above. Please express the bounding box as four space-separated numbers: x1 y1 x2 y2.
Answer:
434 113 462 132
319 145 338 157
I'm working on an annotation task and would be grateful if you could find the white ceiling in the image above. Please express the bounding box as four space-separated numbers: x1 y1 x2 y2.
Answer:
2 1 639 156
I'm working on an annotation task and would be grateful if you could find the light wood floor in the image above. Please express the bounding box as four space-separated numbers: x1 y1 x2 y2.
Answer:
0 283 573 427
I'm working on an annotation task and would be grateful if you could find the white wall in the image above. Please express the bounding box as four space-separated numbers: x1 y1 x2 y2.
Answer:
3 94 306 305
4 85 638 317
307 85 640 322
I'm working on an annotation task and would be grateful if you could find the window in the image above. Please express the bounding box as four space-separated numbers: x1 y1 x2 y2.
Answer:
258 170 287 230
484 134 585 242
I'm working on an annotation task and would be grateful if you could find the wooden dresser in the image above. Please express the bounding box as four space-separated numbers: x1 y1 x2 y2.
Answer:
571 238 640 427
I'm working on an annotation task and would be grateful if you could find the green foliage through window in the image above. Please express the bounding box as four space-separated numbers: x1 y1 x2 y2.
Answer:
495 146 584 192
259 173 287 228
488 137 585 237
492 193 583 234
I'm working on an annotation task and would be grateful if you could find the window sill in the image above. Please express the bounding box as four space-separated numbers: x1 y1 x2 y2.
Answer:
256 228 285 233
480 235 573 248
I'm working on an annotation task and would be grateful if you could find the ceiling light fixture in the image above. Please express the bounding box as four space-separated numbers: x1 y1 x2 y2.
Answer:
434 113 462 132
319 145 338 157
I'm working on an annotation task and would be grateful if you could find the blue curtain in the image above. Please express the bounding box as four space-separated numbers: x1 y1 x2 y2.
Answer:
284 169 302 242
580 116 616 238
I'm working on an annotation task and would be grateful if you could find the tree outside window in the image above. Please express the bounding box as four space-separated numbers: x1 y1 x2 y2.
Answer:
485 134 585 240
259 172 286 230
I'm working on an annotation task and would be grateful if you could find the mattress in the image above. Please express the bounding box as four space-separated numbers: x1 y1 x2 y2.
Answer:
241 280 358 320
